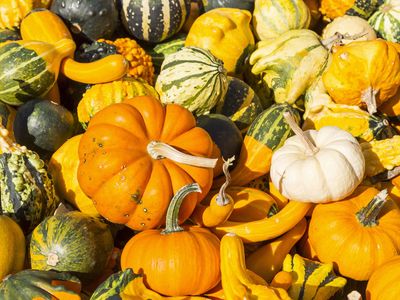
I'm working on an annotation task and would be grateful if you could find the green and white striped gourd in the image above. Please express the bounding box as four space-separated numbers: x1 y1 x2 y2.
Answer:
346 0 384 19
252 0 311 40
250 29 330 105
120 0 191 43
156 46 228 115
369 0 400 42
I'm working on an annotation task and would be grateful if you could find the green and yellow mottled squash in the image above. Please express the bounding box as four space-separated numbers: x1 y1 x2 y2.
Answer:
320 0 384 20
30 211 114 282
156 47 228 115
0 269 81 300
369 0 400 42
253 0 311 40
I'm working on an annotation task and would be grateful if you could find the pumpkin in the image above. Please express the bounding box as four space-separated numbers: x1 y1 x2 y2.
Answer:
0 269 81 300
366 255 400 300
320 0 384 20
0 216 25 280
77 96 216 230
30 211 114 282
121 184 221 296
309 186 400 280
322 15 377 44
270 112 365 203
322 39 400 114
185 8 255 75
252 0 311 40
48 135 98 216
369 0 400 42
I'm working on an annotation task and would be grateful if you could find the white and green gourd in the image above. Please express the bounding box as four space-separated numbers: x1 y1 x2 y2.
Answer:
252 0 311 41
369 0 400 42
155 46 228 115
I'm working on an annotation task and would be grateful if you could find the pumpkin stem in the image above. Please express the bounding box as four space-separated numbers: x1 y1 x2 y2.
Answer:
0 125 26 154
321 31 368 51
356 189 388 227
283 111 319 155
216 156 235 206
147 141 217 168
162 183 202 234
361 86 378 114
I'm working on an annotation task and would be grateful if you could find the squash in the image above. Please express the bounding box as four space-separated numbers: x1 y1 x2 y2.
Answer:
220 233 291 299
270 111 365 203
252 0 311 40
320 0 384 20
369 1 400 42
282 254 347 300
0 269 81 300
77 96 217 231
30 211 114 282
0 216 25 280
0 102 16 139
322 39 400 114
48 135 98 216
309 186 400 280
185 8 255 75
121 184 221 296
0 29 21 43
156 46 228 116
201 0 255 12
246 218 307 283
366 255 400 300
0 127 59 233
120 0 191 43
322 15 377 44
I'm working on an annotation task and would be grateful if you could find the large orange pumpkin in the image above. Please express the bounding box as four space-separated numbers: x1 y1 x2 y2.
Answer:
77 96 217 231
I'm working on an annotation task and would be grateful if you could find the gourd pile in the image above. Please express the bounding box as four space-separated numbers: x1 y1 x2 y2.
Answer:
3 0 400 299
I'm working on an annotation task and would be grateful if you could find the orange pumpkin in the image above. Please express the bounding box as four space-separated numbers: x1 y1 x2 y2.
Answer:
121 184 221 296
77 96 216 231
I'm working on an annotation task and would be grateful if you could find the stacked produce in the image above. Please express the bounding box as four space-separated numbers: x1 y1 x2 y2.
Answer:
2 0 400 299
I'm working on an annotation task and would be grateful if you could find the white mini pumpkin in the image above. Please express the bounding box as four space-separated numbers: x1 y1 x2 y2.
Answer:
270 112 365 203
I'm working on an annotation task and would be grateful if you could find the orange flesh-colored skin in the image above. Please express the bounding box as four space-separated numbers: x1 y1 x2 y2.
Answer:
309 186 400 281
121 226 221 296
78 96 214 230
320 0 354 20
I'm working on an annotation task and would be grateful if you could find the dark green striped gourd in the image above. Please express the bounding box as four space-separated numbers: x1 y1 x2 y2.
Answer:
120 0 191 43
90 269 137 300
30 211 114 282
369 0 400 42
346 0 384 19
214 77 264 132
156 46 228 115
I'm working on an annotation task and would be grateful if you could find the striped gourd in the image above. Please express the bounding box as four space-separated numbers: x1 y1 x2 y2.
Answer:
346 0 384 18
120 0 191 43
214 77 263 133
156 46 228 115
369 0 400 42
252 0 311 40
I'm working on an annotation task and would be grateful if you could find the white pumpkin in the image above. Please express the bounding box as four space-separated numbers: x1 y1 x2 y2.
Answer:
270 113 365 203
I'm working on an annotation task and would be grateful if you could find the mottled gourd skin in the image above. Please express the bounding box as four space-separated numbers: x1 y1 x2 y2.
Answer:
0 150 59 233
90 269 137 300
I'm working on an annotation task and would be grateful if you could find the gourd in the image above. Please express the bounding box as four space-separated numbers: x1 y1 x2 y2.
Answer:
0 29 20 43
120 0 191 43
0 216 25 280
220 233 291 300
320 0 384 20
309 186 400 280
246 218 307 282
201 0 255 12
77 96 217 230
369 0 400 42
48 135 99 217
0 269 81 300
121 184 221 296
252 0 311 40
155 46 228 116
322 39 400 114
185 8 255 75
30 211 114 282
0 103 16 138
270 112 365 203
282 254 347 300
77 78 158 128
0 127 59 233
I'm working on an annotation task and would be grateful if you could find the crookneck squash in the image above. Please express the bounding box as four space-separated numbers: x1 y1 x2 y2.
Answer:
121 184 221 296
78 96 217 230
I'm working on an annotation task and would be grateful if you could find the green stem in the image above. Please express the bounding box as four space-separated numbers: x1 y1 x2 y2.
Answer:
216 156 235 206
356 189 388 227
162 183 202 234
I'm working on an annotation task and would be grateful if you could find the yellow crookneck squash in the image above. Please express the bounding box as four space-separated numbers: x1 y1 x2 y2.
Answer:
185 8 255 75
322 39 400 114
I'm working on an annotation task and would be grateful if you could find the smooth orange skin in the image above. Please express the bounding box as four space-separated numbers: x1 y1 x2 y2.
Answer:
121 226 221 296
309 186 400 281
78 96 214 230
